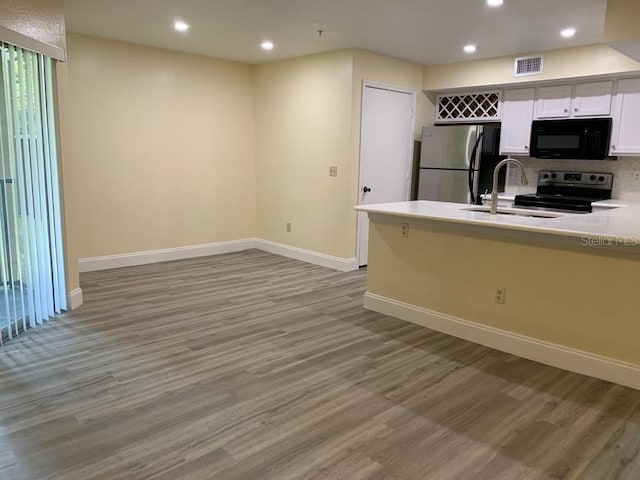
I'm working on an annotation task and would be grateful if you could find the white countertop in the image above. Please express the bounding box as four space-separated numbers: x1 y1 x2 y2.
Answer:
355 200 640 244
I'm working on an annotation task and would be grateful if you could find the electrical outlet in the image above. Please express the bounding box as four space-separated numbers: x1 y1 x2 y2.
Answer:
495 287 506 304
400 223 409 238
286 222 292 233
633 171 640 184
329 166 338 177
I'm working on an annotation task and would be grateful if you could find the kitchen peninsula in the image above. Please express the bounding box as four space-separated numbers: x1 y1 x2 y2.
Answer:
355 200 640 390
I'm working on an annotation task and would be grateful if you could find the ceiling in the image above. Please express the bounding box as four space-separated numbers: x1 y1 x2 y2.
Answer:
64 0 609 66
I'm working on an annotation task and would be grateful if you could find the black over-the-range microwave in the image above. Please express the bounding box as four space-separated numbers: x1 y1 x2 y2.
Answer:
529 118 613 160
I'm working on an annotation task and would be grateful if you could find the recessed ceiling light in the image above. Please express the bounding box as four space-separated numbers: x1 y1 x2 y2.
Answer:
486 0 504 7
174 20 189 33
464 44 477 54
261 41 275 51
561 28 576 38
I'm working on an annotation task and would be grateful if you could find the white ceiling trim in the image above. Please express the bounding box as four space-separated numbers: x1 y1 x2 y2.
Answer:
0 25 66 61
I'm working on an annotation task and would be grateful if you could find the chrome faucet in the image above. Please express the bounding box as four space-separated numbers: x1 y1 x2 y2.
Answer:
491 158 529 214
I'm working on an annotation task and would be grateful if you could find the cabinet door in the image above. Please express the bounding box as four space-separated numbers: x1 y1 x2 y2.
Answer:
573 81 613 117
534 85 573 119
610 78 640 156
500 88 535 156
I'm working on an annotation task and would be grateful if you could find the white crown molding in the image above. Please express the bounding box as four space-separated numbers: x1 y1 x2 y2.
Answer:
364 292 640 391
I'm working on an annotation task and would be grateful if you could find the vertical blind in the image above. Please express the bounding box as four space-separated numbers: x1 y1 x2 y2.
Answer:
0 42 66 346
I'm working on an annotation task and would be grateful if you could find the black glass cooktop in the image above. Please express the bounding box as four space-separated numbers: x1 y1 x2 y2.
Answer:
513 194 594 213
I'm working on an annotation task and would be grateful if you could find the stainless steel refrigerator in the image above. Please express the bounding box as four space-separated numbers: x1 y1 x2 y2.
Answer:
415 125 504 204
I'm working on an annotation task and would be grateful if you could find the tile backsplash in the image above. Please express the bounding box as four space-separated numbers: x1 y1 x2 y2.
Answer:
505 157 640 201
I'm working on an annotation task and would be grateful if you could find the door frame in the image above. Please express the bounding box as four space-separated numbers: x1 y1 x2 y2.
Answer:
356 80 417 267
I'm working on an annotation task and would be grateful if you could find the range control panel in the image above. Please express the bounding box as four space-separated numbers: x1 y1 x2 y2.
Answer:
537 171 613 191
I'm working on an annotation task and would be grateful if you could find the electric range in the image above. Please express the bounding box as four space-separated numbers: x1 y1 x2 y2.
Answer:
514 170 613 214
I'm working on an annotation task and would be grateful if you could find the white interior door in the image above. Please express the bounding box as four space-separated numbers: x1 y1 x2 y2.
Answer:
357 84 415 267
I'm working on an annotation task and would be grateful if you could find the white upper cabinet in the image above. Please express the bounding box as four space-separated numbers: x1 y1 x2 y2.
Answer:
610 78 640 156
534 82 613 120
500 88 535 156
534 85 573 119
573 81 613 117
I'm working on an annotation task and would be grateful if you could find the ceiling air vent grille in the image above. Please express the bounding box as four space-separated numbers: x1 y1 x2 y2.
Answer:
514 55 544 77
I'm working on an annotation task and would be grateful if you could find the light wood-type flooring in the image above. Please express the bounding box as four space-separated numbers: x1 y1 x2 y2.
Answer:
1 250 639 479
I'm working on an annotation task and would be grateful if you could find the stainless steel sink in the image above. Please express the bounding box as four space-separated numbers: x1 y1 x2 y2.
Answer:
462 206 566 218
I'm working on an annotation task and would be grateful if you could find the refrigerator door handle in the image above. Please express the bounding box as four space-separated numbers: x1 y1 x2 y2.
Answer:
468 132 484 205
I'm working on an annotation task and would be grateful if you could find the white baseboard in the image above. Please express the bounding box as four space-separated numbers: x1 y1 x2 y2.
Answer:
254 239 359 272
68 288 83 310
78 239 257 273
364 292 640 391
78 238 359 274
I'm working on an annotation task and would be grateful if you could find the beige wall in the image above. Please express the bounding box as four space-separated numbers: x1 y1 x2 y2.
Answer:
254 49 430 260
254 50 355 258
422 44 640 92
66 34 255 259
55 61 80 295
367 216 640 365
0 0 65 56
60 34 640 296
604 0 640 43
604 0 640 63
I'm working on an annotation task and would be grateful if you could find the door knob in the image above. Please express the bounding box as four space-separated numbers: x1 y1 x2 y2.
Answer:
363 186 371 193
